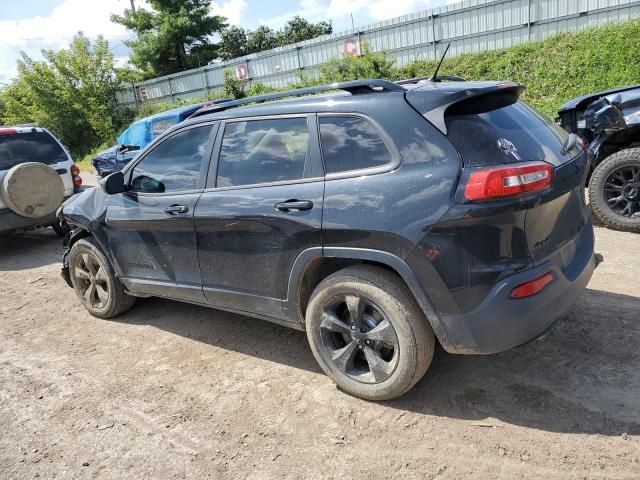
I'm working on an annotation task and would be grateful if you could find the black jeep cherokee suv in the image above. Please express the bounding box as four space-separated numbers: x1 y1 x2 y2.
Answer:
60 79 596 400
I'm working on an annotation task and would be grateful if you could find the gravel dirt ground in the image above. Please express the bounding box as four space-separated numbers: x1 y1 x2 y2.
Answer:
0 223 639 479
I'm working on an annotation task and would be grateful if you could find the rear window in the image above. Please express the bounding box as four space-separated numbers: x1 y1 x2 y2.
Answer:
0 131 68 170
445 93 577 167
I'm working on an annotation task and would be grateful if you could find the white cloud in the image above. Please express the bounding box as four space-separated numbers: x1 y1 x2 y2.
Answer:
0 0 133 83
366 0 439 21
259 0 442 33
210 0 247 25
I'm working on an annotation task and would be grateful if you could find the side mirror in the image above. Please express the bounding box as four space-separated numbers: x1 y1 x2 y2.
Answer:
101 171 125 195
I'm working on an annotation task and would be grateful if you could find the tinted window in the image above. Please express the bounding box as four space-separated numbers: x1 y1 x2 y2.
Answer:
0 131 67 170
445 94 577 167
319 116 392 174
217 118 308 187
131 125 211 193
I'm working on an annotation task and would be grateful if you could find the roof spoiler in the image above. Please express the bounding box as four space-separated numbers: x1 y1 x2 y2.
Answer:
189 79 405 118
406 82 525 134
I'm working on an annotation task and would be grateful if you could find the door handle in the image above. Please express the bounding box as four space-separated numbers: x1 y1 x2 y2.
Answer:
274 200 313 212
163 205 189 215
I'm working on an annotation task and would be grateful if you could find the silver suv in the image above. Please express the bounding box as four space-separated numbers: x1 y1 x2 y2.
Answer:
0 125 81 236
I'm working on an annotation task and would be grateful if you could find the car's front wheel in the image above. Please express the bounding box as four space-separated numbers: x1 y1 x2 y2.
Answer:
589 148 640 232
305 265 435 401
68 238 135 318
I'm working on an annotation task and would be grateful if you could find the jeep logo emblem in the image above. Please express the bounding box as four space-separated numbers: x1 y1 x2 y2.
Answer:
497 138 522 161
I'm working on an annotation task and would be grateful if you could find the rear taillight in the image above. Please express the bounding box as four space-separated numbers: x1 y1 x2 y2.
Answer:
464 162 553 201
510 272 554 299
70 164 82 188
0 128 17 135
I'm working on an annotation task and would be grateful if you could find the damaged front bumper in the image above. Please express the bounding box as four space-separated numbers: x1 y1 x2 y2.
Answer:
60 227 90 288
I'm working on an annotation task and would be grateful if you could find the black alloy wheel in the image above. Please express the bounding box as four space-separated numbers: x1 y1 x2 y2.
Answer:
319 293 399 384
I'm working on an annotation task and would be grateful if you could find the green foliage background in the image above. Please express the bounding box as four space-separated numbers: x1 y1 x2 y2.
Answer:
202 20 640 120
395 20 640 119
4 20 640 172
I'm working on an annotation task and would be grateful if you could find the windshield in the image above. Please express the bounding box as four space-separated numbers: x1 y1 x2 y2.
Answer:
0 131 68 170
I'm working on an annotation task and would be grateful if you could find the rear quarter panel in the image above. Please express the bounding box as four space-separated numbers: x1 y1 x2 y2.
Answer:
321 96 463 312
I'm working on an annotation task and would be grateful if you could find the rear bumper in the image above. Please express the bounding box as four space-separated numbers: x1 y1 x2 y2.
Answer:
438 217 596 354
0 207 59 235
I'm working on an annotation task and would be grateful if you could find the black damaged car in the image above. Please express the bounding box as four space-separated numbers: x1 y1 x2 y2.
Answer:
558 84 640 232
59 79 597 400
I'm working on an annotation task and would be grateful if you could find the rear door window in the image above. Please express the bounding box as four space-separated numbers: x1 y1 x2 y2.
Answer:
445 93 580 167
0 130 67 170
319 116 392 174
216 117 309 187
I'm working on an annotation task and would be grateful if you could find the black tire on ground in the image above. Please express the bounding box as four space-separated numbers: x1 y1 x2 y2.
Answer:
51 220 70 237
68 238 135 319
305 265 435 401
588 148 640 233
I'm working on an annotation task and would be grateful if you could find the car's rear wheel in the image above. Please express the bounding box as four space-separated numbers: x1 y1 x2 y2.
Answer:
305 265 435 401
589 148 640 233
68 238 135 318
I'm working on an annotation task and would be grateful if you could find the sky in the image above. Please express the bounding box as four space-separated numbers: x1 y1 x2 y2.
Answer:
0 0 455 84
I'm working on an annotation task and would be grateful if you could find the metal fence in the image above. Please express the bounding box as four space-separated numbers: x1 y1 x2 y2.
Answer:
116 0 640 108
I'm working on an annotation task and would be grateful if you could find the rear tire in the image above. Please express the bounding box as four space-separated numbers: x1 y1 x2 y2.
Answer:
305 265 435 401
588 148 640 233
68 238 135 318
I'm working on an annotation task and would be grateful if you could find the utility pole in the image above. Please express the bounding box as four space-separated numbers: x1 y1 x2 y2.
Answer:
130 0 136 12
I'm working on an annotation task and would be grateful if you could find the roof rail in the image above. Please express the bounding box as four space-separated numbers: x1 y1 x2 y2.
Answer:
190 79 405 118
396 75 466 85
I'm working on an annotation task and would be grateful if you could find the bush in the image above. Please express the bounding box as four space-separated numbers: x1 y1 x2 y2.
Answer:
396 20 640 118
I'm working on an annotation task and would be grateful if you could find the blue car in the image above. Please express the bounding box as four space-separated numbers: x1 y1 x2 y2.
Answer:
92 102 212 177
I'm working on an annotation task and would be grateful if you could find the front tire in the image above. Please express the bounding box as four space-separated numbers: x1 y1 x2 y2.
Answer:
305 265 435 401
589 148 640 233
68 238 135 318
51 220 70 237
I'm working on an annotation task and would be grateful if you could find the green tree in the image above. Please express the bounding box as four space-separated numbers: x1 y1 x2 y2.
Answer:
219 26 249 60
1 33 130 155
112 0 227 77
219 17 333 61
246 26 279 55
277 16 332 45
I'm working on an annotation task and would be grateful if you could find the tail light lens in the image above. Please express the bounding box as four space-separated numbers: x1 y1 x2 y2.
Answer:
70 164 82 188
464 162 553 201
510 272 554 299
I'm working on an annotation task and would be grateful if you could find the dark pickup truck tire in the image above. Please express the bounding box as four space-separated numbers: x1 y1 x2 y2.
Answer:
68 238 135 319
589 148 640 233
305 265 435 401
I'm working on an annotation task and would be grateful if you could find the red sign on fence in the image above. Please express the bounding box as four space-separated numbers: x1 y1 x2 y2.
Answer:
236 63 249 80
341 38 360 57
137 86 148 101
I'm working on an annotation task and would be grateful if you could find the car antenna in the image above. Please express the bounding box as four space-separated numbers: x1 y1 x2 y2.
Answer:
429 42 452 83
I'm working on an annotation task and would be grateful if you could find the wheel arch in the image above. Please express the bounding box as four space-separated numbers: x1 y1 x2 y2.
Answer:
284 247 452 349
592 126 640 166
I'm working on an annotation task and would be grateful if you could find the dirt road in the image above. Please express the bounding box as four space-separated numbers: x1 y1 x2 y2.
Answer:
0 225 639 479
